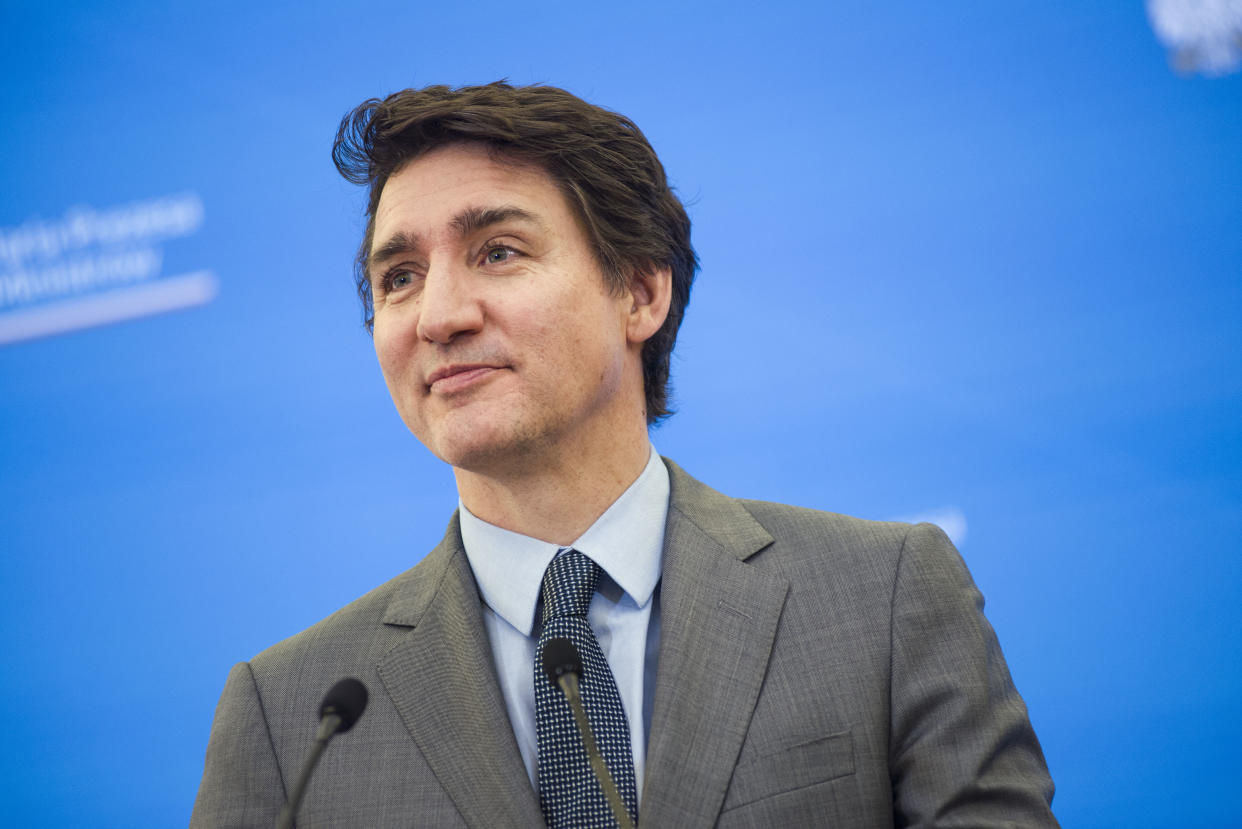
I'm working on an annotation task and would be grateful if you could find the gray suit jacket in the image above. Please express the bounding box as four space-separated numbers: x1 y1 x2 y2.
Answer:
192 459 1056 827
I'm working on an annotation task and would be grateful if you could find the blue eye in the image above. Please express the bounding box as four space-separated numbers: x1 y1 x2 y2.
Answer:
485 246 515 264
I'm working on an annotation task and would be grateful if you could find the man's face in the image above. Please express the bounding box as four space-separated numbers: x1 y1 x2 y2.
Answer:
369 142 639 474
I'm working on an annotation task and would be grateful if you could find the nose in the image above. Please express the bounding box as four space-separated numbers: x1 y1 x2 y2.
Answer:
416 259 483 344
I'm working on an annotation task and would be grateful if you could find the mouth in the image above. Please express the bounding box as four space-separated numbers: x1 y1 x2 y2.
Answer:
426 363 506 394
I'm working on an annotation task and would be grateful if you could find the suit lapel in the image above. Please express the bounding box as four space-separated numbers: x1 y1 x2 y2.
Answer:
377 518 545 829
642 461 790 827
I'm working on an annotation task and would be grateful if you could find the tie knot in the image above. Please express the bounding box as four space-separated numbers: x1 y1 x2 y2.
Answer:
540 549 600 622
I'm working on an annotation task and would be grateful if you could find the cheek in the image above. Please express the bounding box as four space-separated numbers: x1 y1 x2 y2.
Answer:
373 323 413 385
373 332 395 372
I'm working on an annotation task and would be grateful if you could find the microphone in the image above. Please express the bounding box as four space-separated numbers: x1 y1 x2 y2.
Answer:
319 677 368 734
276 677 369 829
540 638 636 829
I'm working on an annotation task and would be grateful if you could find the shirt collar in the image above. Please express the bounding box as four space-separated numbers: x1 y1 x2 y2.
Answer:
459 447 670 636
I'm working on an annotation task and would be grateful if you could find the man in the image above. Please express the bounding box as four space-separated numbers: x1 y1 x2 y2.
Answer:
192 82 1056 827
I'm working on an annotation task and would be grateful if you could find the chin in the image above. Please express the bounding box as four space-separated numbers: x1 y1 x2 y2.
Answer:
422 419 534 474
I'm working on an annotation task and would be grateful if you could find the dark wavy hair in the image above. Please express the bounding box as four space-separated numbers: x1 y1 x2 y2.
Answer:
332 81 697 425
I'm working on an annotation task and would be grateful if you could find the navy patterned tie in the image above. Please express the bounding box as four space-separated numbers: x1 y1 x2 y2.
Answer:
535 549 639 828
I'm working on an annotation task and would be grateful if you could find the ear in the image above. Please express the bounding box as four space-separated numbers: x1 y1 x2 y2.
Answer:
625 265 672 346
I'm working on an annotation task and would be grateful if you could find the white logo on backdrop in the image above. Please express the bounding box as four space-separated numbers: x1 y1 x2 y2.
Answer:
0 192 217 346
1148 0 1242 76
888 506 968 548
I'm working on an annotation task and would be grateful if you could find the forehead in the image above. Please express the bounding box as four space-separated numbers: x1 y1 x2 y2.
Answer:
372 143 571 246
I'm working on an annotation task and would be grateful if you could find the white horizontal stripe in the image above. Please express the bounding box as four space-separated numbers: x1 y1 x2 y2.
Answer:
0 270 218 346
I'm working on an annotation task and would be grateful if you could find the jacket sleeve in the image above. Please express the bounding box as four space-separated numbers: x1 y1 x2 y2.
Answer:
191 661 289 828
888 523 1058 827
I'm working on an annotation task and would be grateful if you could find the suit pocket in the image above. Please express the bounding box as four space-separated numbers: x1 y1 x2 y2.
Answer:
722 728 855 810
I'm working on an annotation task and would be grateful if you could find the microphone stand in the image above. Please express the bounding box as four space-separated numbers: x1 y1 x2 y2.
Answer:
276 677 368 829
276 713 343 829
554 672 637 829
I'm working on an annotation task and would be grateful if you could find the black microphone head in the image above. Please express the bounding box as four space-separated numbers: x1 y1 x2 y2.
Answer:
319 677 368 733
540 637 583 688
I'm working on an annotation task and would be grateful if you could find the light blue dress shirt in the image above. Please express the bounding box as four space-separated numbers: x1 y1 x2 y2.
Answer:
459 447 669 804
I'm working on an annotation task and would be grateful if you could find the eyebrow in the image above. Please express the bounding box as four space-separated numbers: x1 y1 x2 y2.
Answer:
369 205 545 271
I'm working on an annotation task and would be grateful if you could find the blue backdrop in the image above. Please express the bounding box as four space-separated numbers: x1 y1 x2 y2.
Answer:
2 2 1239 825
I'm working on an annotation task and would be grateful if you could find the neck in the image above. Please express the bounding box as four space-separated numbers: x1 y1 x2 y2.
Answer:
453 419 652 545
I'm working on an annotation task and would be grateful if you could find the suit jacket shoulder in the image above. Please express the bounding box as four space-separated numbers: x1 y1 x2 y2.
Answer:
246 532 453 684
191 516 544 828
649 459 1057 827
